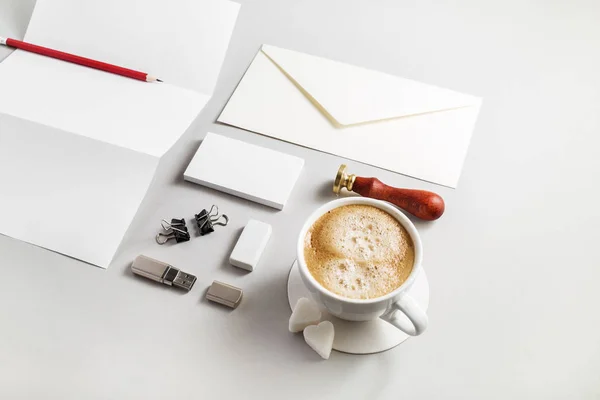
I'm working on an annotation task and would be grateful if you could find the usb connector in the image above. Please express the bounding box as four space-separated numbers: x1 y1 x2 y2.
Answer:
132 255 197 291
165 268 196 291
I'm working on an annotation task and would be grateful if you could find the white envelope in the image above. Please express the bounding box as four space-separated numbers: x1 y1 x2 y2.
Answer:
218 45 482 187
0 0 240 268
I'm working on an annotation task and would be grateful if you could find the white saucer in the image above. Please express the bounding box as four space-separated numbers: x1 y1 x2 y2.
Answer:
287 261 430 354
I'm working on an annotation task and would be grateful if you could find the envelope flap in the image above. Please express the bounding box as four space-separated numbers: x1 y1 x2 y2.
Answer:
261 45 479 126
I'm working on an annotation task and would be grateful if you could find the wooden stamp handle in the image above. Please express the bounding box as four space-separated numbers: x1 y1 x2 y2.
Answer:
352 177 445 221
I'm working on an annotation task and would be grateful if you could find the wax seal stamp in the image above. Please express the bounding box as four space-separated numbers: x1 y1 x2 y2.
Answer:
333 164 445 221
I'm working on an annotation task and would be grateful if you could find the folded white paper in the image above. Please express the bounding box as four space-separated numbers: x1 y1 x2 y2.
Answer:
218 45 482 187
22 0 240 95
0 0 240 267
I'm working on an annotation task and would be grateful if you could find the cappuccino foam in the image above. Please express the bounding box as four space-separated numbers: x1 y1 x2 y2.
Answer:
304 205 414 300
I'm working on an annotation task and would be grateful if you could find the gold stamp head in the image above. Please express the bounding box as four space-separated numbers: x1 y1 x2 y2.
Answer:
333 164 355 194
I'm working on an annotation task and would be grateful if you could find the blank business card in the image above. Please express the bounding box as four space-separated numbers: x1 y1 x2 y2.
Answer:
184 133 304 209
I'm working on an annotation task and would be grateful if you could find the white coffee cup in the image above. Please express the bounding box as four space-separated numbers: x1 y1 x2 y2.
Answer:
296 197 428 336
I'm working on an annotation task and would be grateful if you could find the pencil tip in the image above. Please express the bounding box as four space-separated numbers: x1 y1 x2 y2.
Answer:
156 79 163 82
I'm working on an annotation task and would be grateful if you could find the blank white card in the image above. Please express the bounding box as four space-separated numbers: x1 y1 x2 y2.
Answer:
184 133 304 209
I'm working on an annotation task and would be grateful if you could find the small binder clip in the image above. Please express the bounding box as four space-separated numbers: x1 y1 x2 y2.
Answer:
167 218 186 228
199 214 229 236
195 205 218 223
195 205 229 236
156 218 191 245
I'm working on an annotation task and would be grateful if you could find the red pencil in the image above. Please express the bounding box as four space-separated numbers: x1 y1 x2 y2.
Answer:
0 36 161 83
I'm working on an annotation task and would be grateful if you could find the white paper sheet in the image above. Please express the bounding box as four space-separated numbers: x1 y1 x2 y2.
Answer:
0 52 208 157
23 0 241 95
0 0 240 267
218 45 482 187
0 114 158 267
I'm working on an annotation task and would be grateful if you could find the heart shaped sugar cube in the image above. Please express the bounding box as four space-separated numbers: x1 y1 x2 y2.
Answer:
303 321 335 359
289 297 322 333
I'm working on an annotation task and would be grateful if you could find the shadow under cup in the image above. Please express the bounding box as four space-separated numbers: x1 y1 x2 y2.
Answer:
296 197 423 322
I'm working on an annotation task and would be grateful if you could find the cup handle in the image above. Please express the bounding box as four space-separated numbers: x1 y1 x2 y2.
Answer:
381 294 428 336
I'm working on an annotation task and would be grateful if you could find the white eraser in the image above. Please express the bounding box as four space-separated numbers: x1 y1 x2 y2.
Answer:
230 220 272 271
183 133 304 210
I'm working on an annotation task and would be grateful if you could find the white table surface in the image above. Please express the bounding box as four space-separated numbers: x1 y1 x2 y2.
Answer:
1 1 599 399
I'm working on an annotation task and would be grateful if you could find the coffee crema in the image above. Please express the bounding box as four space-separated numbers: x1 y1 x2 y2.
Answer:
304 204 414 300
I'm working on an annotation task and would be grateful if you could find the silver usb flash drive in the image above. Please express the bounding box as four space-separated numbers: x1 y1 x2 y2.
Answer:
131 255 196 291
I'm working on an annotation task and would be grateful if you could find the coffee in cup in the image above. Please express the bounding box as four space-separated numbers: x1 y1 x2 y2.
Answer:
303 204 414 300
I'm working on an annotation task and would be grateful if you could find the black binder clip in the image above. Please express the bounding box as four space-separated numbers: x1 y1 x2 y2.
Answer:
156 218 191 245
195 205 229 236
